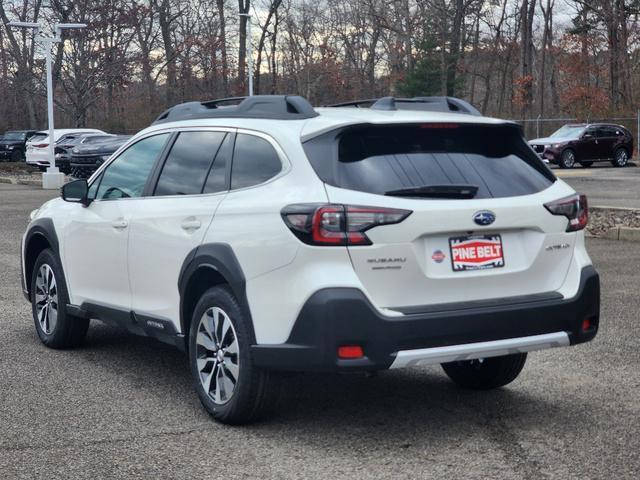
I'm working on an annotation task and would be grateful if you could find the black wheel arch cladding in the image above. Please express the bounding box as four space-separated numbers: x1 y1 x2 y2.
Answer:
178 243 256 344
23 218 60 300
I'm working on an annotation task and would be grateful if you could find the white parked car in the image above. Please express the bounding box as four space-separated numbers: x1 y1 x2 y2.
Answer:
25 128 106 169
20 96 600 424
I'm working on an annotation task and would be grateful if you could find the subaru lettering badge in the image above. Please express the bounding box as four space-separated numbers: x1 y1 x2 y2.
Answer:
473 211 496 226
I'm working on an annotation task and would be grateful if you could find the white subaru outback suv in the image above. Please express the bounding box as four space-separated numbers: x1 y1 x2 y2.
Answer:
21 95 600 424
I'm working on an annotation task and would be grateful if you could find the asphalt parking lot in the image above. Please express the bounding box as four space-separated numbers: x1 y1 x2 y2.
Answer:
553 164 640 208
1 182 639 479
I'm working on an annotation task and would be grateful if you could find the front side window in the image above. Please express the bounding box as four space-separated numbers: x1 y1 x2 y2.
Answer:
95 133 169 200
230 134 282 190
155 131 226 196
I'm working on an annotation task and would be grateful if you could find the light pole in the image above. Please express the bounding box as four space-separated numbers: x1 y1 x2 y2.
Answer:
6 21 87 189
239 12 253 96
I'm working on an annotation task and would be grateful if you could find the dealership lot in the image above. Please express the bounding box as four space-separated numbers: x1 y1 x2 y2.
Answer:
1 182 639 479
554 164 640 209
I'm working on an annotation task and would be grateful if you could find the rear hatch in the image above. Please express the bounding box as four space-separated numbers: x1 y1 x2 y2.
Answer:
303 122 578 311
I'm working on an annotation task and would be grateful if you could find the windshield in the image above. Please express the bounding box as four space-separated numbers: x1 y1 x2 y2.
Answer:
549 125 585 139
3 132 26 141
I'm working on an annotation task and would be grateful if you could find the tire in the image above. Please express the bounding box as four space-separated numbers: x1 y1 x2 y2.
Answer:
558 149 576 169
612 148 629 167
189 286 278 424
11 149 23 162
580 161 593 168
442 353 527 390
31 249 89 349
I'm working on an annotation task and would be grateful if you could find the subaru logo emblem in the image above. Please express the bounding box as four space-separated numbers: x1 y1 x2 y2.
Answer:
473 211 496 226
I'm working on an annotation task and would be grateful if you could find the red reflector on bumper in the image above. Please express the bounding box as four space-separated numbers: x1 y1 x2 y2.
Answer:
338 345 364 359
582 318 591 331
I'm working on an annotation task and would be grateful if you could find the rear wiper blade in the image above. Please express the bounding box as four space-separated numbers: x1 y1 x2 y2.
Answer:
384 184 479 199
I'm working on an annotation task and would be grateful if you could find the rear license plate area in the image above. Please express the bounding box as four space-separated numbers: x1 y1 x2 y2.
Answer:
449 234 505 271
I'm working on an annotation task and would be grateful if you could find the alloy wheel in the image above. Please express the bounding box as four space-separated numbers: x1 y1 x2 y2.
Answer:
562 150 575 168
35 264 58 334
615 149 628 166
195 307 240 404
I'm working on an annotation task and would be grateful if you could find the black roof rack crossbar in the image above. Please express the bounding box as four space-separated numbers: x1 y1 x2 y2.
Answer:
325 99 379 108
152 95 319 124
326 96 481 116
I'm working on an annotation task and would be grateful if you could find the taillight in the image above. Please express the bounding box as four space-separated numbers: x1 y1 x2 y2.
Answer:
33 143 49 148
281 204 411 246
544 193 588 232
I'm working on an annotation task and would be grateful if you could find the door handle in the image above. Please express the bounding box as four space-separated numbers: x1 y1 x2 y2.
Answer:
111 218 128 230
181 218 201 232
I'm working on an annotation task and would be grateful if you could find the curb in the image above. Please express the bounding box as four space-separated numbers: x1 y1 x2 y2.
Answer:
603 227 640 242
591 205 640 212
584 205 640 242
0 176 43 186
17 179 42 186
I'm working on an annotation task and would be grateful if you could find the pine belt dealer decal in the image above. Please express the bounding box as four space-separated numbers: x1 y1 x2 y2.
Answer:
431 250 446 263
449 234 505 271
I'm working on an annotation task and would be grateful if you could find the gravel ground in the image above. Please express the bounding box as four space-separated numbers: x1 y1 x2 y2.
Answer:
1 183 639 479
588 207 640 237
0 162 41 182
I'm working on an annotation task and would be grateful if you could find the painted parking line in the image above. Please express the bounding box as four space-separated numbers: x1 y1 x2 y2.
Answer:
554 170 593 177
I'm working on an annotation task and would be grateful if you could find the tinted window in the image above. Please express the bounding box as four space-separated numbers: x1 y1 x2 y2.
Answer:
304 124 554 199
595 127 615 138
96 134 169 200
3 132 26 141
83 135 114 144
231 134 282 190
203 133 233 194
154 131 226 196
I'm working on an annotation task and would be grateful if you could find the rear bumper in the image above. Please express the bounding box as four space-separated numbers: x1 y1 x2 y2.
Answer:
251 266 600 371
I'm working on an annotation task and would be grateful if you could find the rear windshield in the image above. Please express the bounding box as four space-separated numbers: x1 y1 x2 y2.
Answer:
303 123 555 199
29 134 48 143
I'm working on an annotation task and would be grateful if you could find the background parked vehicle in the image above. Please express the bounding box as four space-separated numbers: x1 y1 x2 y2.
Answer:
0 130 38 162
54 133 115 174
26 129 106 170
69 135 131 178
529 123 634 168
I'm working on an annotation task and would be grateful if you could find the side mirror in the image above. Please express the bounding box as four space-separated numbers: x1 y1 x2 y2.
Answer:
582 133 593 139
61 179 91 206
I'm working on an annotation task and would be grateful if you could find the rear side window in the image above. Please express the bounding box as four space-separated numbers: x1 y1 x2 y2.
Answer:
154 131 226 196
231 134 282 190
303 124 554 199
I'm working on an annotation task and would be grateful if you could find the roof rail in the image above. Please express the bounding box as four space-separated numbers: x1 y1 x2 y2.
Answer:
326 96 482 116
152 95 319 124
